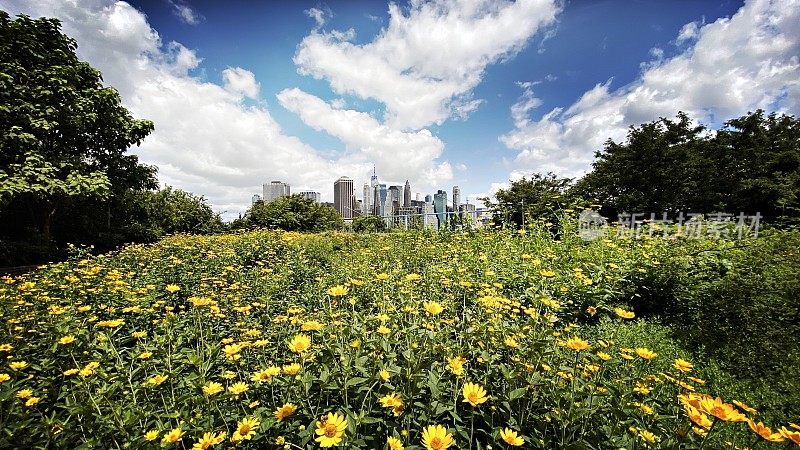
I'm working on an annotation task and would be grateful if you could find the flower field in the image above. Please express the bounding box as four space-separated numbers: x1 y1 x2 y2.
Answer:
1 228 798 449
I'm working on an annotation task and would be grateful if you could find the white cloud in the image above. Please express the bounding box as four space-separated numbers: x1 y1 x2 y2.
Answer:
276 88 453 188
1 0 367 218
294 0 560 129
500 0 800 178
222 67 260 99
304 6 330 28
168 0 203 25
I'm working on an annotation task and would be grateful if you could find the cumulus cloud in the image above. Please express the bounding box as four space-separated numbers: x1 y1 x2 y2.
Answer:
222 67 260 99
500 0 800 178
2 0 367 218
276 88 453 187
304 6 331 28
168 0 203 25
294 0 560 129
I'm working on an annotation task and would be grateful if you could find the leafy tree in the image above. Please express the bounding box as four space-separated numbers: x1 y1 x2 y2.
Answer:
482 173 576 228
246 195 343 232
574 110 800 223
352 215 387 233
117 187 222 241
0 12 155 242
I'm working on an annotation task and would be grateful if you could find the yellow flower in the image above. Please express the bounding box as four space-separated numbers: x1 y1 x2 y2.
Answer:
380 392 403 411
387 436 405 450
447 356 466 376
596 351 612 361
63 368 79 376
586 306 597 316
692 395 747 422
251 366 281 383
162 427 184 445
635 348 657 360
148 374 168 386
540 270 556 278
222 370 236 379
423 301 444 315
138 351 153 360
375 273 390 281
165 284 181 293
202 381 224 397
564 336 590 351
504 337 518 348
462 382 489 407
191 432 226 450
500 428 524 446
377 325 391 336
327 285 349 297
379 369 391 382
288 334 311 353
684 405 713 429
404 273 421 282
223 343 243 360
16 389 33 399
233 417 259 441
639 403 655 415
748 421 785 442
283 363 302 375
58 335 76 345
303 320 324 331
274 403 297 422
638 430 657 444
732 400 757 415
0 373 9 383
9 361 28 371
25 397 40 407
0 344 12 352
614 307 635 319
228 382 249 397
421 424 453 450
144 430 159 442
315 412 347 447
779 427 800 445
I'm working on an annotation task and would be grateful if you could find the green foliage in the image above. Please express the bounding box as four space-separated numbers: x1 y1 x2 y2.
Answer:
124 187 222 238
574 110 800 223
351 215 387 233
0 11 155 242
482 172 578 228
244 195 344 232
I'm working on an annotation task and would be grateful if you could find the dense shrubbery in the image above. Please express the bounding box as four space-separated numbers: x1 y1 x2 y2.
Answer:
231 195 344 233
1 222 797 448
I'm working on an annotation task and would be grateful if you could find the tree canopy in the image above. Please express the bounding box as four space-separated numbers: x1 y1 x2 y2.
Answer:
482 172 576 228
0 11 156 241
241 195 344 232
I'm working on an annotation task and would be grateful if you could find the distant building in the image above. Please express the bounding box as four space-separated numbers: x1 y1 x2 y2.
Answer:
251 194 262 204
434 190 447 227
334 176 354 219
403 181 412 207
374 184 388 216
362 183 372 215
388 185 402 214
452 186 461 214
425 194 432 203
461 203 476 214
422 202 436 228
263 181 290 203
354 199 363 216
299 191 320 203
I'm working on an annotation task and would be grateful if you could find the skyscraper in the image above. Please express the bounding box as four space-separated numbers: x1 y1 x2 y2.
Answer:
263 181 290 203
299 191 320 203
334 176 354 219
434 189 447 228
388 185 402 214
362 183 372 215
452 186 461 214
370 166 378 188
374 184 388 216
403 180 411 207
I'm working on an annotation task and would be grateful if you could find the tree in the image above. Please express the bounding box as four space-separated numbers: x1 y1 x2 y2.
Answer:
482 173 575 228
573 110 800 223
352 215 387 233
0 12 155 242
246 195 344 232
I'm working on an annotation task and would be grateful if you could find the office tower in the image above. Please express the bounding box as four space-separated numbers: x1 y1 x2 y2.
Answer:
370 166 378 188
263 181 290 203
422 202 436 228
251 194 262 204
434 190 447 227
374 184 388 216
425 194 432 203
299 191 320 203
334 176 354 219
354 199 363 216
452 186 461 213
388 185 401 214
403 181 412 207
362 183 372 215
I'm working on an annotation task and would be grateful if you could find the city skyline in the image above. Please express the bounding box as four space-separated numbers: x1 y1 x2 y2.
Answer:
5 1 796 221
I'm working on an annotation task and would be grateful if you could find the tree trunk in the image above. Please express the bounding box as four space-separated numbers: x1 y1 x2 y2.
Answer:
41 204 57 243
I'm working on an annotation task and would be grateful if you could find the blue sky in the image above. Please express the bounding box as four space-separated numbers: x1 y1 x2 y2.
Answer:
3 0 798 217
